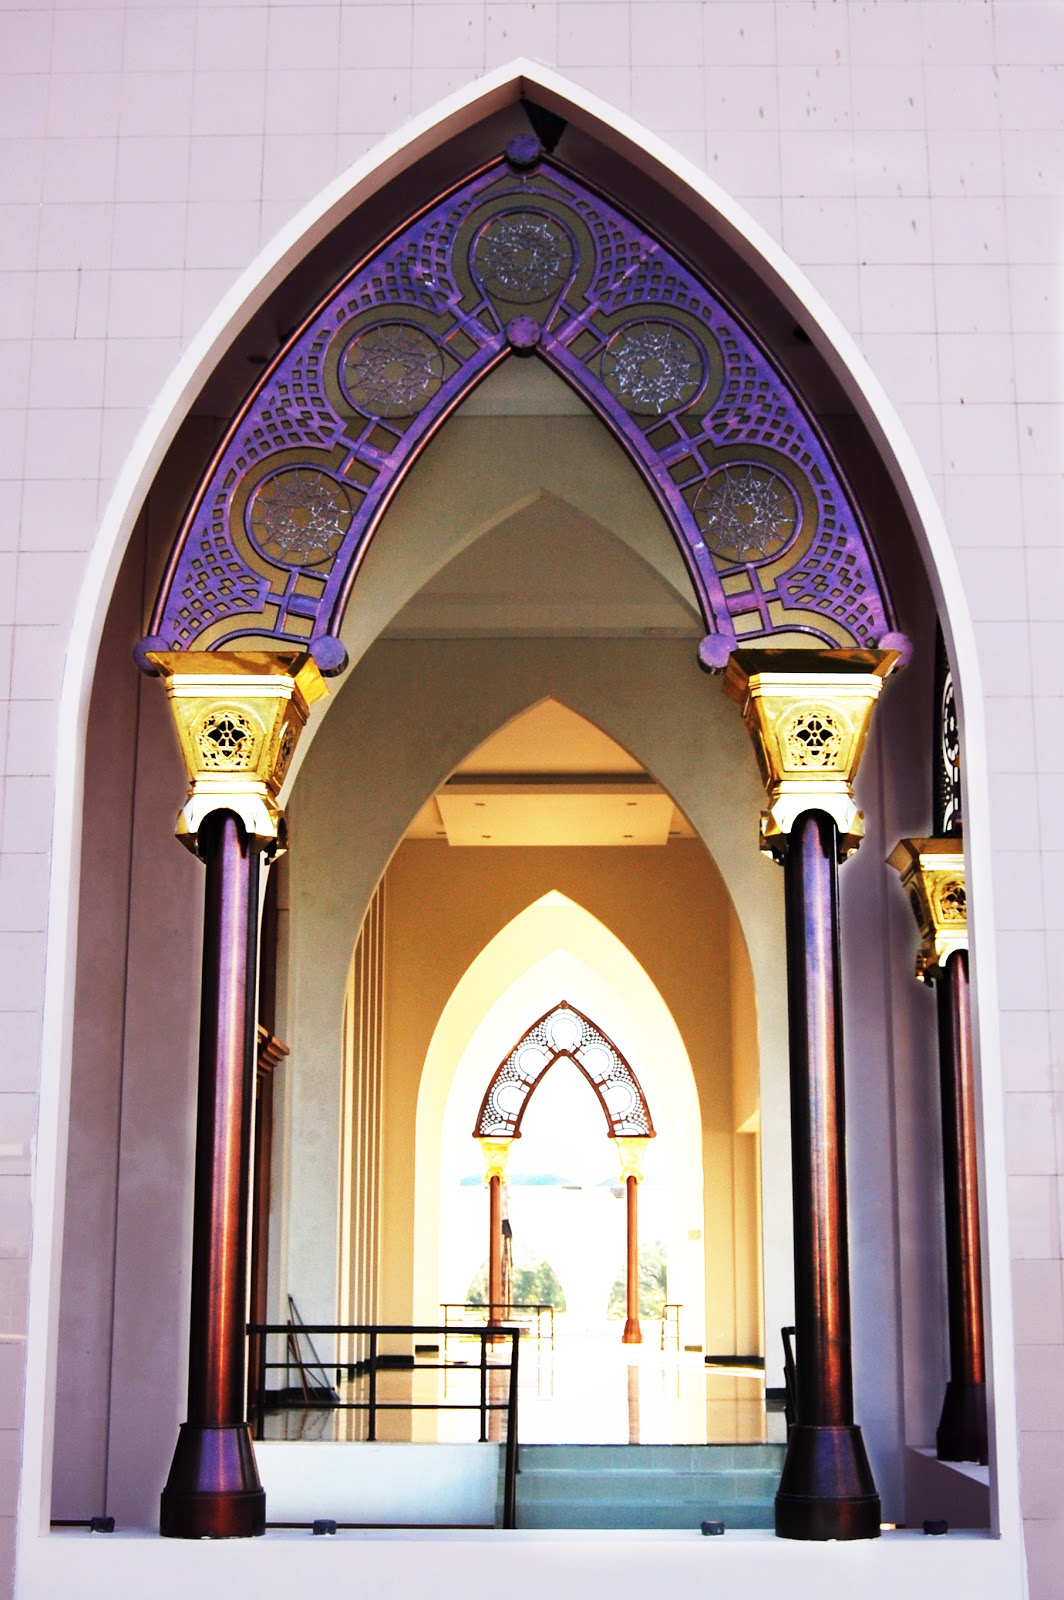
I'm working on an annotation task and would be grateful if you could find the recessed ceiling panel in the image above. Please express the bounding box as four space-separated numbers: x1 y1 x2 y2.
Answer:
437 787 674 846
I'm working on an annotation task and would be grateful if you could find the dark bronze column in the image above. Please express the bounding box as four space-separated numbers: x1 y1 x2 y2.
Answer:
161 811 266 1537
889 836 986 1463
775 809 879 1538
248 1026 287 1428
248 871 287 1428
147 649 328 1539
936 949 987 1461
488 1173 504 1327
623 1175 641 1345
477 1138 512 1329
724 646 901 1542
615 1136 647 1345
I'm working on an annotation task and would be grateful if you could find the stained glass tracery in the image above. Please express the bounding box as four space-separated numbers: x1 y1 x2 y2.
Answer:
151 148 894 656
474 1002 655 1141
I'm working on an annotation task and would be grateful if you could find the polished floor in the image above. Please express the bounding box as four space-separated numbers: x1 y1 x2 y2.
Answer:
261 1322 784 1447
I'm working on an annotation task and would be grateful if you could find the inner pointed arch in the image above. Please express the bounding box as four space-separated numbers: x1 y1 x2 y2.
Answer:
149 148 894 659
473 1000 656 1141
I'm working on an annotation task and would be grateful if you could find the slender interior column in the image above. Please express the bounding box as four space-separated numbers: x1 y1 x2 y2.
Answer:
145 646 327 1539
887 831 986 1465
247 1029 286 1429
935 949 987 1462
160 811 266 1538
622 1175 642 1345
722 645 899 1541
773 809 880 1540
248 871 281 1429
488 1173 503 1328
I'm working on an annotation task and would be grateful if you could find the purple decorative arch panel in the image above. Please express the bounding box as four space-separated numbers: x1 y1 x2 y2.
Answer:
151 149 894 655
473 1001 655 1141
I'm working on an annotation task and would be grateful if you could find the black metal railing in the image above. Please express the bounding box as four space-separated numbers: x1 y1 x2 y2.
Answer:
248 1321 521 1529
660 1302 683 1351
440 1301 555 1350
781 1324 798 1433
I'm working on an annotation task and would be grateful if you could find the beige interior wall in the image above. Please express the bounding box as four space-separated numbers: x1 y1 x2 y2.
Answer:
371 835 757 1355
728 903 762 1356
338 881 385 1370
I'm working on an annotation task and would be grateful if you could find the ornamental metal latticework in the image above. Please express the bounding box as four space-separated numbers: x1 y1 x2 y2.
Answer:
151 148 894 655
938 669 962 837
783 707 845 769
196 708 257 769
473 1002 655 1141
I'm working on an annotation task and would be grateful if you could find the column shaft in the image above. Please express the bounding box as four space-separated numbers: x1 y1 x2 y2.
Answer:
622 1175 642 1344
935 949 988 1462
488 1174 503 1328
247 1052 275 1431
775 809 880 1540
161 811 265 1538
785 809 851 1426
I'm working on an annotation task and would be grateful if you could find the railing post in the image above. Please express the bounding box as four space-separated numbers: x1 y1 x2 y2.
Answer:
368 1328 377 1442
503 1330 521 1529
256 1326 267 1441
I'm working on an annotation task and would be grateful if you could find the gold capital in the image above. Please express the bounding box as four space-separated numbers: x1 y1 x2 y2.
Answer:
888 836 967 983
723 647 901 860
147 650 328 857
478 1137 514 1183
614 1135 649 1183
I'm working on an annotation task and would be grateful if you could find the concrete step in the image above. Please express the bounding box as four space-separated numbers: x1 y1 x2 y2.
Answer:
516 1497 775 1530
503 1442 785 1530
517 1443 785 1472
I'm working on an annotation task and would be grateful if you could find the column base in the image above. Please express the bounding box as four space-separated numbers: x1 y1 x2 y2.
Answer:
621 1319 643 1345
160 1423 266 1539
774 1424 881 1540
936 1379 988 1465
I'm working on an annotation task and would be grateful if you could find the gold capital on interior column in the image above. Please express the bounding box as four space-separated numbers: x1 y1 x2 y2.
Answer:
613 1135 648 1183
722 647 902 860
887 837 968 982
478 1137 514 1183
147 650 328 857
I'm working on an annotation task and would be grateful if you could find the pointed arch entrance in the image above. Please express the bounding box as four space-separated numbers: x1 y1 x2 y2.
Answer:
417 893 714 1362
473 1000 656 1344
24 59 1017 1587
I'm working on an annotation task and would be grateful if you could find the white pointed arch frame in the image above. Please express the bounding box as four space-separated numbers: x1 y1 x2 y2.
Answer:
23 57 1019 1588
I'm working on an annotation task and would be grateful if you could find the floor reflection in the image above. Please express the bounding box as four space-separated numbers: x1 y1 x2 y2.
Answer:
261 1330 785 1447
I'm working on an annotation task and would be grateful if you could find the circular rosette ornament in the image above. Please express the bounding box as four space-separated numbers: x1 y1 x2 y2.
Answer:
247 468 354 568
341 323 445 419
600 321 705 416
471 211 574 305
693 463 799 564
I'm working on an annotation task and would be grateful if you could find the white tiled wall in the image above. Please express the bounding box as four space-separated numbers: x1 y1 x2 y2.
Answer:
1 1 1062 1595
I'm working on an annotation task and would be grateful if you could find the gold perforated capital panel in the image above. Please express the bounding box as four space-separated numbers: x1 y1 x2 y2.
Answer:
147 650 328 856
723 647 902 859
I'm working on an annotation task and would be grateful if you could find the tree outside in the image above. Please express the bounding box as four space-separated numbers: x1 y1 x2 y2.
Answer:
466 1259 567 1310
607 1239 667 1320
